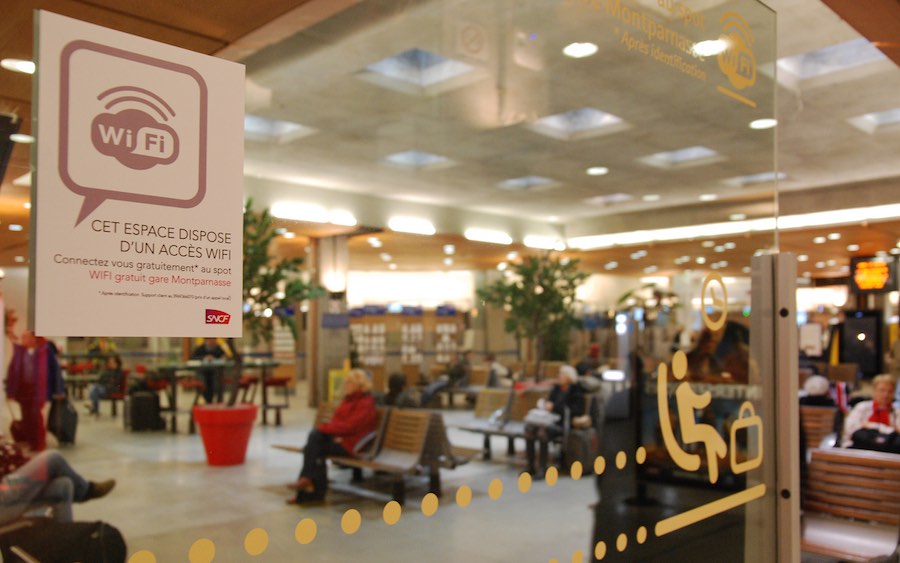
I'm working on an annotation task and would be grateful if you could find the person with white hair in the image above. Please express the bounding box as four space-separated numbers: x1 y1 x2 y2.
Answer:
525 364 586 478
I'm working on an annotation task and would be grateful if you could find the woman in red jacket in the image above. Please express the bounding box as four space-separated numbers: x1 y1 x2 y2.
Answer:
288 369 377 504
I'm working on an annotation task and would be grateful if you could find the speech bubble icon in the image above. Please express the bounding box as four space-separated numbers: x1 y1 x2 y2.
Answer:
58 40 208 226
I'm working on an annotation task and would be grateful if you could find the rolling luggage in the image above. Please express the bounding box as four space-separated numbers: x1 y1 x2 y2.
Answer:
125 392 166 431
47 397 78 445
0 517 126 563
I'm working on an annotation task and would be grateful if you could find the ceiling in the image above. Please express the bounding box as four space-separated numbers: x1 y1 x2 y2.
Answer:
1 0 899 282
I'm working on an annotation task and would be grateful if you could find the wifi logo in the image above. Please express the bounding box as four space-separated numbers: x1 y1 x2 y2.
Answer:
90 86 180 170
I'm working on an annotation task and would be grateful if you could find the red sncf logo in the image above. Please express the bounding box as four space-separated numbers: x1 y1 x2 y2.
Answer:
205 309 231 325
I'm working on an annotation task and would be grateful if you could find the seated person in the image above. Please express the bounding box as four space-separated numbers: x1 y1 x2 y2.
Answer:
525 365 586 478
800 374 843 436
485 353 510 387
86 355 123 415
841 374 900 453
191 338 228 403
383 373 420 408
287 369 377 504
420 350 472 406
575 344 602 376
0 443 115 525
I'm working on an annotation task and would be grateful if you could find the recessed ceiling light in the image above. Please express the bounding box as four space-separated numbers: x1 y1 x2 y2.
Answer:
497 262 508 271
643 265 658 273
798 255 809 262
380 253 393 262
813 236 826 244
696 257 707 264
826 260 837 267
8 224 23 232
586 166 609 176
827 232 841 240
714 246 726 253
443 257 453 266
724 242 736 250
749 118 777 130
699 194 718 202
23 202 30 209
388 263 398 270
368 237 383 248
815 261 826 268
1 58 35 74
282 232 296 239
562 42 598 59
639 146 723 170
702 241 716 248
443 244 455 255
14 256 25 263
846 244 860 252
742 267 751 274
506 251 519 261
604 261 618 270
692 39 729 57
642 194 661 202
729 213 747 221
9 133 34 144
891 248 900 255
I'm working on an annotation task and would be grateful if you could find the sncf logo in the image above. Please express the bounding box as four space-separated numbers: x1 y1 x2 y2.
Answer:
205 309 231 325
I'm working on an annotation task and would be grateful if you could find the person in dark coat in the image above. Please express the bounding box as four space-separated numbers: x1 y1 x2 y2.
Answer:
525 365 586 478
5 331 65 452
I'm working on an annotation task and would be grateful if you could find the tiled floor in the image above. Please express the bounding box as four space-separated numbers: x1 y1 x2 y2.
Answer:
47 387 845 562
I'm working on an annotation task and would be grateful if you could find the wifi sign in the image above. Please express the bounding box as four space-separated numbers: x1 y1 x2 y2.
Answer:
91 86 180 170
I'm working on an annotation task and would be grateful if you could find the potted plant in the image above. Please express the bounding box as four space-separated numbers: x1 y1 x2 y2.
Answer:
477 252 588 379
193 199 322 466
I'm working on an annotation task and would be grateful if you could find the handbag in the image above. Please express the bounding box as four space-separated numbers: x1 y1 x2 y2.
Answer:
5 401 27 444
524 408 560 427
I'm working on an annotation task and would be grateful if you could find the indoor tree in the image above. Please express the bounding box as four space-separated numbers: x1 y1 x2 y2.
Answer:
477 252 588 378
243 199 323 347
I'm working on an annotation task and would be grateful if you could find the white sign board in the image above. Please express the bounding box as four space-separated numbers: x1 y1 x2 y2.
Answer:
33 11 244 337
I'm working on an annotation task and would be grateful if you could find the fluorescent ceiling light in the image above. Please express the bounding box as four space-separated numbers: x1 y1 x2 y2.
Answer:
722 171 786 187
497 176 557 192
749 118 777 130
527 107 629 141
383 150 453 170
585 193 632 206
692 39 728 57
846 107 900 134
0 58 35 74
562 42 598 58
777 38 885 80
270 202 329 223
329 210 357 226
443 244 455 255
586 166 609 176
362 48 474 89
9 133 34 143
568 203 900 250
523 235 565 251
388 216 436 235
699 194 718 202
465 228 512 245
642 194 661 202
729 213 747 221
244 115 316 144
638 145 723 169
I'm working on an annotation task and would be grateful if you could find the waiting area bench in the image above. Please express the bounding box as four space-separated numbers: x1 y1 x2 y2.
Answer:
802 447 900 562
454 388 548 461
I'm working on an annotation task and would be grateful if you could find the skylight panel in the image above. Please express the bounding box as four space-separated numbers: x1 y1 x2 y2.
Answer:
358 48 478 95
847 107 900 134
244 115 316 144
721 171 786 187
526 107 629 140
383 150 454 170
777 38 886 80
497 176 557 192
638 145 723 169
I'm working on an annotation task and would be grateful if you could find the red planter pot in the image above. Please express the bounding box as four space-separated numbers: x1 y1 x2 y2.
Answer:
193 404 258 466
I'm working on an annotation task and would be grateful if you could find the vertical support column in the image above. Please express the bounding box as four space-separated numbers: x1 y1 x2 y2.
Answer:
315 236 350 405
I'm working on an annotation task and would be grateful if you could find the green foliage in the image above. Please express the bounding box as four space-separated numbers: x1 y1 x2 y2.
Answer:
477 253 588 365
243 199 324 346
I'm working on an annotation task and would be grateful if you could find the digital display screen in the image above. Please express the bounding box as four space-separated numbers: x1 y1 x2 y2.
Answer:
849 256 897 294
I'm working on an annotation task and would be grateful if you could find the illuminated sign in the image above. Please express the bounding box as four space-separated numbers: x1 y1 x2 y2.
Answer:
849 256 897 294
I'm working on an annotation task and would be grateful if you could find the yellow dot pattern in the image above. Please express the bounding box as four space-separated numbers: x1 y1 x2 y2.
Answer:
243 528 268 556
637 526 648 544
518 472 532 493
545 466 559 486
295 519 317 544
570 461 583 480
188 539 215 563
422 492 439 516
636 447 647 465
383 501 402 525
456 485 473 507
128 551 156 563
488 479 504 500
154 445 660 561
341 509 362 534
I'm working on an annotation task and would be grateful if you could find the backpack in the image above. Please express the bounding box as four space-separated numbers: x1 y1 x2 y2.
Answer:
0 517 126 562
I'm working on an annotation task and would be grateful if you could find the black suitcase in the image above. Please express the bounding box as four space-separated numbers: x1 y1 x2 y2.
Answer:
47 398 78 445
126 392 166 431
0 517 126 562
